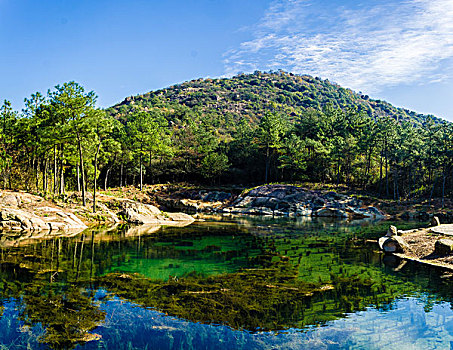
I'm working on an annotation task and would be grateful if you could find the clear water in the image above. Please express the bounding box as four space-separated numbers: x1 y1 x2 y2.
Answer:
1 216 453 349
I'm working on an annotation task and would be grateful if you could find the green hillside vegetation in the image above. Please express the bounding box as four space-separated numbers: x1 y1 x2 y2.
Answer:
1 71 452 210
109 70 440 127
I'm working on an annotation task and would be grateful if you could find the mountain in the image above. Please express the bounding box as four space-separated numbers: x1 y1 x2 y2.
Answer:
106 71 442 127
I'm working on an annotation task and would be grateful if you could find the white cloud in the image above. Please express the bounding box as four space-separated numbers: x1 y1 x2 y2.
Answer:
224 0 453 93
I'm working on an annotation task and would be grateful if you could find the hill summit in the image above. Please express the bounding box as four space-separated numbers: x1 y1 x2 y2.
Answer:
108 70 440 126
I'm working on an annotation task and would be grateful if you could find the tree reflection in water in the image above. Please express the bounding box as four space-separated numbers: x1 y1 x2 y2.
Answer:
0 219 452 349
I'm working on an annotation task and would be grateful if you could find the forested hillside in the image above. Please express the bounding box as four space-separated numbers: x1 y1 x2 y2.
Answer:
1 71 452 209
108 71 440 127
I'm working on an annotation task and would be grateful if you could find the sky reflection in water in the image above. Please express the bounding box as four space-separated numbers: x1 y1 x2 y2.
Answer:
1 216 453 349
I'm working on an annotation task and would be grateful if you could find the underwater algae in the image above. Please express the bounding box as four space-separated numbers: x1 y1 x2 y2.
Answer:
0 218 448 349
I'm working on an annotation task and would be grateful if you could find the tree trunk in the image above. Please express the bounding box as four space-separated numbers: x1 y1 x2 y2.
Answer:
35 157 40 192
53 144 57 195
60 144 65 195
104 167 111 191
379 151 383 197
93 142 101 213
265 146 270 184
429 176 438 203
385 142 389 198
43 158 47 195
336 158 340 187
120 163 123 187
77 163 81 192
393 168 397 200
139 147 143 191
76 132 86 206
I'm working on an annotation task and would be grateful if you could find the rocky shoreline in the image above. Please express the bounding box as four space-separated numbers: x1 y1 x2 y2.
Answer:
162 184 385 219
378 218 453 270
0 191 194 234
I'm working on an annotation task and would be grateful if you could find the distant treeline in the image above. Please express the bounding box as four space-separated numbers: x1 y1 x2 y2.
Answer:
1 76 452 206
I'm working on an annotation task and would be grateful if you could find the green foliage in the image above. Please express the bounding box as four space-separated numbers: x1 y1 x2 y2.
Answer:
201 152 230 180
1 72 452 200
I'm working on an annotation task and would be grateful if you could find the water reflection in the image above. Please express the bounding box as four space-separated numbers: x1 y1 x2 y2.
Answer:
1 217 452 349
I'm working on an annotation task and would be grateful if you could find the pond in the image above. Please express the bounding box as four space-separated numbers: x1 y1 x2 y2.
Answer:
1 216 453 349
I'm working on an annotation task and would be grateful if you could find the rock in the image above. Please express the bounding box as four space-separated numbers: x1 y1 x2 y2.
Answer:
429 224 453 236
201 191 231 202
386 225 398 237
225 185 386 221
431 216 441 227
379 237 398 252
117 200 194 225
348 206 385 219
96 202 120 223
252 197 270 207
0 194 21 207
0 207 86 232
314 208 348 218
366 206 385 217
267 188 290 200
295 207 312 216
435 239 453 256
118 200 165 224
234 196 254 208
245 207 273 215
311 197 326 209
378 235 409 253
325 191 346 200
0 208 48 231
165 212 195 223
276 201 290 210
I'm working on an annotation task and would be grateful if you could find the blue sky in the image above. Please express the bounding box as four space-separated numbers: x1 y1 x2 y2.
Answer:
1 0 452 120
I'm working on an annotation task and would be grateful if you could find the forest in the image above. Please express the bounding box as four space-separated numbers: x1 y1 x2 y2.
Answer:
0 71 452 207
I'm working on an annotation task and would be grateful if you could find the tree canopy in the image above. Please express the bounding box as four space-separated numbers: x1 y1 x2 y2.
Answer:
1 74 453 204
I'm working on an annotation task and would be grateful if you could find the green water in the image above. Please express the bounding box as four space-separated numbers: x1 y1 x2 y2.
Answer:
2 216 453 349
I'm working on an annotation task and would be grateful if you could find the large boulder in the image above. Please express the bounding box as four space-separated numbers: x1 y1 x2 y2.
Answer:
35 207 87 231
378 235 409 253
0 194 21 207
311 197 326 209
117 200 194 225
435 239 453 256
201 191 232 202
226 185 386 220
0 207 87 232
118 200 165 224
313 208 348 218
366 206 385 218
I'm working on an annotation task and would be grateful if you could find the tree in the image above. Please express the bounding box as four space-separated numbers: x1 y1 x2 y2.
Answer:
48 82 98 206
91 111 117 212
126 111 169 191
0 100 17 188
201 152 230 183
257 112 288 183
